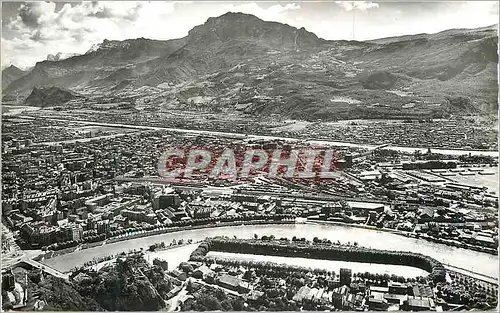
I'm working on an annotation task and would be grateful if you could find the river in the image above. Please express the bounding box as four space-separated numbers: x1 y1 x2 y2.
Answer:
40 224 498 278
2 106 40 116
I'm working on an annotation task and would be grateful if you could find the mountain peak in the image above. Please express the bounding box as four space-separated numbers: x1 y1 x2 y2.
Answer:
47 52 80 62
4 65 22 72
2 65 26 90
86 39 131 54
25 86 83 107
187 11 322 49
210 11 262 22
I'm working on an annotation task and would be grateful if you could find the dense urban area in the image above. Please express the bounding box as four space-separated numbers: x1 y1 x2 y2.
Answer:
1 107 498 311
1 7 499 312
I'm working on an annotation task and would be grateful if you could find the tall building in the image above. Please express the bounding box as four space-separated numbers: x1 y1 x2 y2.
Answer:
153 193 181 210
345 154 353 167
71 224 84 241
340 268 352 286
96 220 110 234
2 270 15 291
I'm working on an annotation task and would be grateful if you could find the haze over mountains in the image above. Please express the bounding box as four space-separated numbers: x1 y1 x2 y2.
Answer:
2 12 498 120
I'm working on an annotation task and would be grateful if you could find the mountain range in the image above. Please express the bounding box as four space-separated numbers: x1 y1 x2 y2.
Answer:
2 65 26 92
2 12 498 120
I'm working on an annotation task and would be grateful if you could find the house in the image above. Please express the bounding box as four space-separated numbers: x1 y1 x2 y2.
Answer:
419 207 436 222
327 277 341 289
72 272 91 284
332 293 346 309
2 270 15 291
170 269 187 281
209 263 224 272
388 282 408 295
306 288 319 301
405 298 435 311
165 286 183 299
349 282 366 293
370 286 389 294
152 259 169 271
344 293 365 310
412 284 434 298
217 274 250 293
384 293 407 305
367 297 388 310
292 286 311 302
192 265 213 279
474 235 496 248
321 290 333 305
238 281 251 294
340 268 352 286
247 290 264 304
332 286 350 309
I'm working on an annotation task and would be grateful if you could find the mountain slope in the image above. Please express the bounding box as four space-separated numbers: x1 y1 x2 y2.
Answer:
5 37 186 95
2 65 26 90
138 12 327 86
3 12 498 119
352 26 498 112
24 86 85 107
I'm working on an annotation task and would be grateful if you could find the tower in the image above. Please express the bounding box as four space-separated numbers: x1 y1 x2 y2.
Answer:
340 268 352 286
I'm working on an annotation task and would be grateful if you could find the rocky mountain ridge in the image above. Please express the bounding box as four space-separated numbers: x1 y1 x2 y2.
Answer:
24 86 85 108
2 13 498 119
2 65 26 90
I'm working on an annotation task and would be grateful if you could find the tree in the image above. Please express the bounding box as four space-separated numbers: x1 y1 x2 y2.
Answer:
231 298 245 311
195 294 222 311
221 299 233 311
179 262 193 273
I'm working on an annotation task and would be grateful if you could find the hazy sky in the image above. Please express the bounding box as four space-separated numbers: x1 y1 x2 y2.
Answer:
2 1 499 69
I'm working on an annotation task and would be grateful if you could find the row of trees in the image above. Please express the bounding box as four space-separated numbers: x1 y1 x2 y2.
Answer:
105 214 293 239
191 237 446 283
182 282 246 311
200 255 423 286
42 214 295 252
45 239 80 251
148 238 193 251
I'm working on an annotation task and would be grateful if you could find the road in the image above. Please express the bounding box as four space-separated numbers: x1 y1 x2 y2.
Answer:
2 250 69 281
2 223 21 254
165 285 189 312
38 130 151 146
443 264 498 285
26 116 498 157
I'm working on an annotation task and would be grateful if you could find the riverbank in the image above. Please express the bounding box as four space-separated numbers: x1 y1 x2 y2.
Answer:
37 223 498 278
36 219 294 264
444 264 498 285
306 219 498 256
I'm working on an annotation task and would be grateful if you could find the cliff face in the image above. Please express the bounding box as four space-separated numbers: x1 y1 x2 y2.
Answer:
24 86 84 107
